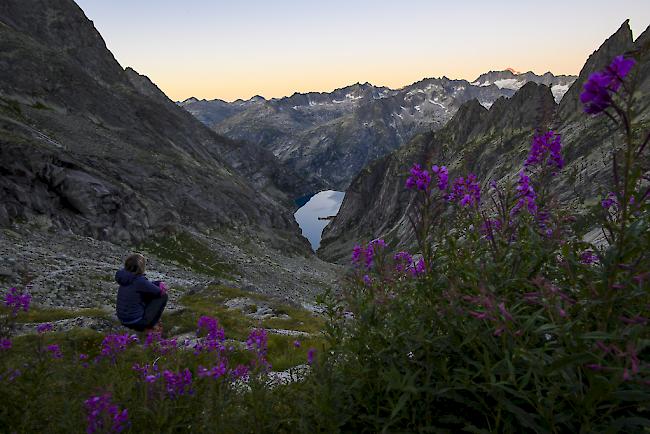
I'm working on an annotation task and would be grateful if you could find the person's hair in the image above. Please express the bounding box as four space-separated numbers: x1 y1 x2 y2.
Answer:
124 254 146 275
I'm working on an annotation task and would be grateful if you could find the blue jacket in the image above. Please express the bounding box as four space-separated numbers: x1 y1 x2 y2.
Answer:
115 269 163 324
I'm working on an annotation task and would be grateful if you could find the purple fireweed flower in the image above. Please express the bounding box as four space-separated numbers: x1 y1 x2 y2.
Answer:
99 333 138 362
132 363 160 383
497 302 513 322
607 55 636 88
431 165 449 191
163 369 193 398
198 360 227 379
352 239 387 269
293 340 301 348
194 316 226 354
197 316 225 341
480 218 503 240
580 250 599 265
601 192 618 209
230 364 250 379
511 171 537 216
307 348 316 365
4 287 31 315
410 258 426 277
393 251 414 273
0 338 11 351
351 244 362 264
362 274 372 286
581 55 636 114
526 131 564 172
79 353 90 368
85 392 129 434
37 323 53 334
247 328 271 371
405 163 431 191
619 315 649 325
3 368 21 383
246 328 268 356
448 174 481 207
586 363 606 372
46 344 62 359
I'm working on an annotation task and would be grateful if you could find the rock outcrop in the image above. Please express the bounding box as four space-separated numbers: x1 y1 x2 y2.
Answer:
0 0 312 251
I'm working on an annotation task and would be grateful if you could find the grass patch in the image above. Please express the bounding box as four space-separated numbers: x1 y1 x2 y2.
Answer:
166 293 254 340
165 285 326 369
140 232 234 279
0 97 23 117
267 334 326 371
261 304 325 334
30 101 51 110
5 306 109 323
6 328 105 361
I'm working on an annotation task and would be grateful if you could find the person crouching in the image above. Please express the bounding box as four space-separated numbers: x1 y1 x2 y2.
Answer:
115 253 168 333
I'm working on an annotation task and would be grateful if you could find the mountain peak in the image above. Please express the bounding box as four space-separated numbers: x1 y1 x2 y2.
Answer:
505 67 521 75
558 20 634 119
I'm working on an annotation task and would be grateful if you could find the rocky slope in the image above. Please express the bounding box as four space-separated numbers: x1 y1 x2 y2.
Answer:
181 73 575 190
0 0 315 249
319 21 649 263
0 0 348 319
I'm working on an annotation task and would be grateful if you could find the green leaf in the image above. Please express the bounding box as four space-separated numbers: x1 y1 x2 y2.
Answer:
611 390 650 402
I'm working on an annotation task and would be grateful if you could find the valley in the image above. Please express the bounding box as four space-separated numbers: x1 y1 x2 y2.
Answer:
1 0 649 431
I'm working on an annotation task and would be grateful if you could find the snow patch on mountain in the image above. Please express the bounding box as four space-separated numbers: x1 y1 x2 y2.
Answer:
551 84 571 103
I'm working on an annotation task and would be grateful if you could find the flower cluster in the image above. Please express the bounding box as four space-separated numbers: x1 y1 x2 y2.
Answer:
524 277 576 319
601 192 618 210
163 368 194 398
448 174 481 207
307 348 317 365
37 323 53 334
144 331 178 355
431 165 449 191
46 344 63 359
132 363 161 384
230 364 249 380
525 131 564 172
511 171 537 216
464 289 516 337
406 164 449 192
593 341 643 382
580 250 599 265
99 333 138 362
198 360 227 379
351 238 386 269
4 287 31 315
480 218 503 241
247 328 270 371
405 164 431 191
581 55 636 114
0 338 11 351
393 251 413 273
85 393 129 434
194 316 226 354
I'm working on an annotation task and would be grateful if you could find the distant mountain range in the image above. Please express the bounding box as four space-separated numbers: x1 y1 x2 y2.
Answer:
319 21 650 262
180 71 575 190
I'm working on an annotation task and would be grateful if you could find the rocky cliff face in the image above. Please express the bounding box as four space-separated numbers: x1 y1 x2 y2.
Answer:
319 21 649 263
0 0 312 252
181 73 575 190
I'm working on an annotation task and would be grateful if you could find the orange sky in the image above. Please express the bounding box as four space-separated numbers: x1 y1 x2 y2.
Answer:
76 0 650 102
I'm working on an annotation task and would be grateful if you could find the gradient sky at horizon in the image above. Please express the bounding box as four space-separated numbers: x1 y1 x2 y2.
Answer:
75 0 650 102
